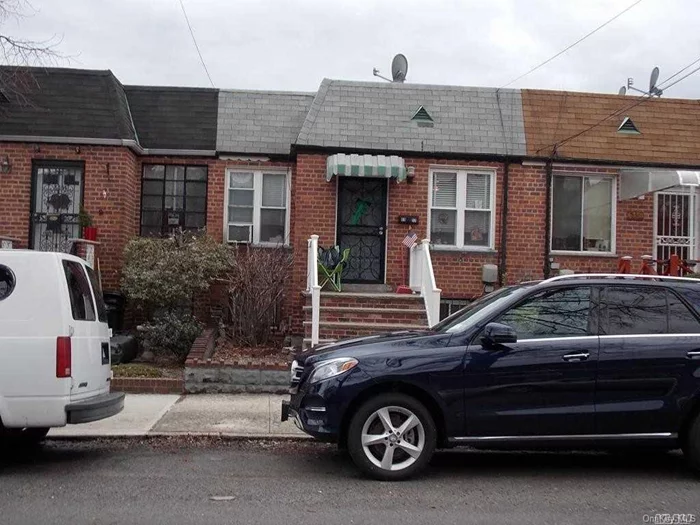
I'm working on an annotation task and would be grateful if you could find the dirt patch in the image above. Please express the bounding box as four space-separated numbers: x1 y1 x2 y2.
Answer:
210 338 293 367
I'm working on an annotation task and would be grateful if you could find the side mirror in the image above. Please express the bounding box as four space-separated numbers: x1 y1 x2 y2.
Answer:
481 322 517 347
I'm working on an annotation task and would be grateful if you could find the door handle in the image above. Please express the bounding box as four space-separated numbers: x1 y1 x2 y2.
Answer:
687 351 700 360
562 352 589 362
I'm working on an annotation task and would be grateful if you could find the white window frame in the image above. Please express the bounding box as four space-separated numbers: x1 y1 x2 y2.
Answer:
427 167 497 251
550 172 617 256
224 168 291 246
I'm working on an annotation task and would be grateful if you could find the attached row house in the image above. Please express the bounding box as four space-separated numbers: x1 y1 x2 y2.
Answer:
2 67 699 346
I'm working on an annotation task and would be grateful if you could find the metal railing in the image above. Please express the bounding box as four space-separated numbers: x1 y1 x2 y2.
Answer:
409 239 442 327
306 235 321 347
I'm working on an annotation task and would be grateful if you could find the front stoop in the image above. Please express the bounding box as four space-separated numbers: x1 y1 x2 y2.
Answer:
303 292 428 347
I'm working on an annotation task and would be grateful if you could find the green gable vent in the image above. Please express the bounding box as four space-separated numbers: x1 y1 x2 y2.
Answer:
412 106 434 126
618 116 641 134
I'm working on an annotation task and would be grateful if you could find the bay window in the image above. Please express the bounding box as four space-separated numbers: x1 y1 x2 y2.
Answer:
429 169 495 249
226 169 289 244
551 175 615 253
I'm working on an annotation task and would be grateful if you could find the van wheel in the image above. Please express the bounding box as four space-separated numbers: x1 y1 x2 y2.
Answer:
347 393 436 481
683 414 700 474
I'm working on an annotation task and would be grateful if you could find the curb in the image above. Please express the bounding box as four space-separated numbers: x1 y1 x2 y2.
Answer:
46 432 311 441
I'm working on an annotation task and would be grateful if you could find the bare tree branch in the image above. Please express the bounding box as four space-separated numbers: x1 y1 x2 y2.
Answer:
0 0 63 106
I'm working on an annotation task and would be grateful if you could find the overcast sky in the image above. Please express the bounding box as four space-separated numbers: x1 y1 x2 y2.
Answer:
5 0 700 97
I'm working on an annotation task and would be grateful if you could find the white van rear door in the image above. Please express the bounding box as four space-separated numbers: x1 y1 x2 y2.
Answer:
62 260 111 399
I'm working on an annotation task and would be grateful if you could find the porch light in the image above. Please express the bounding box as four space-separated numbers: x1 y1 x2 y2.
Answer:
0 155 10 174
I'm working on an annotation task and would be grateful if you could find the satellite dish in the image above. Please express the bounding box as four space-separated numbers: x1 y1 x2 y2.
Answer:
618 86 627 95
391 54 408 83
649 66 660 92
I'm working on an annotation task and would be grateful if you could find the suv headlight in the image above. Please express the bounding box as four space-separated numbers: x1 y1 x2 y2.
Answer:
309 357 358 384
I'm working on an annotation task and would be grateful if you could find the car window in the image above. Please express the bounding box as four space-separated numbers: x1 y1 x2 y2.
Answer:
603 287 666 335
435 284 533 334
668 291 700 334
63 261 96 321
496 286 591 340
677 287 700 318
85 265 108 323
0 265 15 301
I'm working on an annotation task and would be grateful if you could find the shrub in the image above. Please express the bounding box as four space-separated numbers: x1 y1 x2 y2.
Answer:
121 231 230 312
224 246 292 347
138 310 203 362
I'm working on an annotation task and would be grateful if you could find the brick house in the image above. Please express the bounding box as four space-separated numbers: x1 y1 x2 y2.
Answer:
2 66 700 346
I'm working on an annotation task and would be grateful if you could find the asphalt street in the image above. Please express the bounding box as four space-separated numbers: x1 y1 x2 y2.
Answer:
0 438 698 525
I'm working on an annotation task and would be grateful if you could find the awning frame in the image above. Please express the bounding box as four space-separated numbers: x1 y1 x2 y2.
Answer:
326 153 407 182
619 169 700 200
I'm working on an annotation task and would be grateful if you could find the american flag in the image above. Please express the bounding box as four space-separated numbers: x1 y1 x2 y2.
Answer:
402 230 418 249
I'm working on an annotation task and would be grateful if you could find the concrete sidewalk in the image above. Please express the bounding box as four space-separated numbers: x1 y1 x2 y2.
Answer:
48 394 306 439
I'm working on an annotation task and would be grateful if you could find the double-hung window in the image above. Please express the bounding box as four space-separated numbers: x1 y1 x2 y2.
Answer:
140 164 207 237
429 169 495 249
226 169 289 244
551 174 615 253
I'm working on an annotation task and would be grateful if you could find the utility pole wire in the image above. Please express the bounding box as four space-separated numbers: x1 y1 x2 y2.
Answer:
177 0 214 88
658 57 700 86
500 0 644 89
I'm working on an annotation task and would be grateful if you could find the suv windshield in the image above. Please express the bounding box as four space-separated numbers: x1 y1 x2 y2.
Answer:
433 284 533 334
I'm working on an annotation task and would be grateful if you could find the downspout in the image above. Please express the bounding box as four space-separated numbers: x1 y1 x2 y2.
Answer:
498 160 509 285
543 158 553 279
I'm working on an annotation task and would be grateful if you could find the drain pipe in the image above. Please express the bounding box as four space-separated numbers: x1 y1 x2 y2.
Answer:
498 160 509 286
543 159 553 279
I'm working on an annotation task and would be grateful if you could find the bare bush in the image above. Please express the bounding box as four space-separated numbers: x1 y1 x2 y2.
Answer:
224 247 292 347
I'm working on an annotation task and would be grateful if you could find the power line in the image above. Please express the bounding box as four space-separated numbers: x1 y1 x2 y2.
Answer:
658 57 700 86
500 0 644 89
177 0 214 88
539 55 700 155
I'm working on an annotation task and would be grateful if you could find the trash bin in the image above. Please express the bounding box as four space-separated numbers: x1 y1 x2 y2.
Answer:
103 291 126 332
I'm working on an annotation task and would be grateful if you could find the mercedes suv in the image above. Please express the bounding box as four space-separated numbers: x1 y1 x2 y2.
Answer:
282 274 700 480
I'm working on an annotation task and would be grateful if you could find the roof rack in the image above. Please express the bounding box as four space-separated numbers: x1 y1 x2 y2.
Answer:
544 273 700 284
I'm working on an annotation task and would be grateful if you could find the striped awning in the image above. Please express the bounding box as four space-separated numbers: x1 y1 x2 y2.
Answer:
326 154 406 182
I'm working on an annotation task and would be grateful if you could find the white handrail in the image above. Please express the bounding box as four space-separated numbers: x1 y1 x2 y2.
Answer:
307 235 321 347
409 239 442 327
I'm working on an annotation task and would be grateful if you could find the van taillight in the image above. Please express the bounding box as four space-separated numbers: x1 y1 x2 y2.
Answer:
56 336 72 378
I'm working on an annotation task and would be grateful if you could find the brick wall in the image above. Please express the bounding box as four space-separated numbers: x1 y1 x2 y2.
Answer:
0 142 138 290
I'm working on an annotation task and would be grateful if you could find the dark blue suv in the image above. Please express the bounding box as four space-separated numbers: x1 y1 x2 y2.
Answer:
282 275 700 480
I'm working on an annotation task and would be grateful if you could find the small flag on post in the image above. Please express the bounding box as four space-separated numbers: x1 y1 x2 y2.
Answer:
402 230 418 249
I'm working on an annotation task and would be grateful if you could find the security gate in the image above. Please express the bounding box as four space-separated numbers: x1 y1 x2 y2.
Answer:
336 177 387 283
30 161 84 252
654 189 696 264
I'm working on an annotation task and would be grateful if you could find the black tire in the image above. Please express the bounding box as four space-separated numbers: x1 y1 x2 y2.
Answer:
684 413 700 474
347 393 436 481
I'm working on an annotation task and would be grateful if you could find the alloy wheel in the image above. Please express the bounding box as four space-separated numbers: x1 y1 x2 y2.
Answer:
360 405 425 471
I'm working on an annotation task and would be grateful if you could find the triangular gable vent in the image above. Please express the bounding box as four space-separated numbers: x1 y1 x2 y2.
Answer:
412 106 434 127
618 116 641 134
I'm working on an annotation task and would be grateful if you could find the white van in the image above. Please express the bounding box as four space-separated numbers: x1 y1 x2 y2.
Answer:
0 251 124 442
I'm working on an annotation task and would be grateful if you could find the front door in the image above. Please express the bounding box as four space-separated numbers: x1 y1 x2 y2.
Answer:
463 286 598 436
30 161 84 252
336 177 387 283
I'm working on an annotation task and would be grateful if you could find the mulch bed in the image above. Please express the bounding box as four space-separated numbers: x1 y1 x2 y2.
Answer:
210 337 294 368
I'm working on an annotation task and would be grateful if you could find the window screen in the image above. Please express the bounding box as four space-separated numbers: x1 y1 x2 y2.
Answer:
63 261 96 321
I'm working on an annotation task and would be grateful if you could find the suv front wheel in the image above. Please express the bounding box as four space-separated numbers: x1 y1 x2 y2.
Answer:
347 393 436 481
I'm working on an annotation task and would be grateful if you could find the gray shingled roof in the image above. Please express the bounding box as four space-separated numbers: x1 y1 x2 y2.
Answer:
217 90 314 155
296 79 526 156
0 66 136 141
125 86 218 150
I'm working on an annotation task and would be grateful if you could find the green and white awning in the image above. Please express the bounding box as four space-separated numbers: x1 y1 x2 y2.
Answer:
326 154 406 182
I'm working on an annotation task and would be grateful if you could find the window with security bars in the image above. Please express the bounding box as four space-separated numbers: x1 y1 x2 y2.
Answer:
429 170 495 249
226 169 289 244
140 165 207 237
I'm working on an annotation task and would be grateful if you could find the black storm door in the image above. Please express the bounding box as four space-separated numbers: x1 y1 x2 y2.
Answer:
336 177 387 283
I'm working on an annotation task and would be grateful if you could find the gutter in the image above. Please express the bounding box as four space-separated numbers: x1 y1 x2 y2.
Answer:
498 161 509 286
543 159 553 280
0 135 217 157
